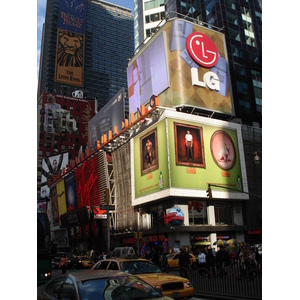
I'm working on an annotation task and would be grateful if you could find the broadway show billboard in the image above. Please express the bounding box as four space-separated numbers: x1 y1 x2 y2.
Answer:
88 88 125 150
55 0 86 86
127 19 233 115
132 110 248 206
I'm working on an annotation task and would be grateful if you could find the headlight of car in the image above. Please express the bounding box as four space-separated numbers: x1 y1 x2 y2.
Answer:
184 281 192 288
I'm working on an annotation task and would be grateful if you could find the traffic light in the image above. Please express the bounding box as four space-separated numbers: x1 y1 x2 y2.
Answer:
139 231 142 239
206 184 212 199
134 232 137 239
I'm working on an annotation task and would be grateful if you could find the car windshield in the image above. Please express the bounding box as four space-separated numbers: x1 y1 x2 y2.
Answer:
78 275 163 299
119 261 162 275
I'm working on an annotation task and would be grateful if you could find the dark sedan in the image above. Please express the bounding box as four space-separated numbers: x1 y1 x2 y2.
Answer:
37 270 173 300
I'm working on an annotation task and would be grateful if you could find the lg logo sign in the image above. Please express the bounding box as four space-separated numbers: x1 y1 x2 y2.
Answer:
186 32 220 91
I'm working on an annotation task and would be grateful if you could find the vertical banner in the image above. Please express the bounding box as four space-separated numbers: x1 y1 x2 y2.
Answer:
55 0 86 87
56 180 67 225
51 186 60 226
65 172 78 212
54 29 84 86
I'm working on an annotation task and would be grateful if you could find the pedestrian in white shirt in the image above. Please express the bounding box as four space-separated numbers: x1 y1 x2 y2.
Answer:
198 249 206 276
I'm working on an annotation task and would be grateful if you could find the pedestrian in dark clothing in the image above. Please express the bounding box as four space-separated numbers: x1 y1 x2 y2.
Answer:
59 253 67 274
179 247 189 278
216 246 230 276
150 247 160 267
161 250 169 273
206 248 216 276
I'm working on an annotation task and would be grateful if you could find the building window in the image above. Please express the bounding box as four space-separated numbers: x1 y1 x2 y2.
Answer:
215 204 233 225
241 6 256 47
251 70 262 113
188 201 207 225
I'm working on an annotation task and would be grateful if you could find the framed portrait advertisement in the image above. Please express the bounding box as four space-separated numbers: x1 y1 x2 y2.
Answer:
210 130 236 170
140 129 159 175
174 123 205 167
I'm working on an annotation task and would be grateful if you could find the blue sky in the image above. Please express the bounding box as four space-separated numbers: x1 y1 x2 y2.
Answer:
37 0 134 84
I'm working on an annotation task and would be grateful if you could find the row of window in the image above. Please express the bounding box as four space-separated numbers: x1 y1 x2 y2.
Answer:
144 0 165 11
145 11 165 24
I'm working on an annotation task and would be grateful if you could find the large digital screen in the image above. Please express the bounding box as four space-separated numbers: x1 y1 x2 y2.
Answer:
128 19 233 115
127 31 169 114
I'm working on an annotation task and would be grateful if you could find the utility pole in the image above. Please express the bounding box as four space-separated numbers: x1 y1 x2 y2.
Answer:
105 188 110 256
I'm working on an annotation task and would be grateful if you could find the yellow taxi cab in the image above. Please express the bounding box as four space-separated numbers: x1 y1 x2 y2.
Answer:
78 256 95 269
167 252 197 269
91 257 194 299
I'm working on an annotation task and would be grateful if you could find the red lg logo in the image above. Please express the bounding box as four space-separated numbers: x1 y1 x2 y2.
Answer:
186 32 218 68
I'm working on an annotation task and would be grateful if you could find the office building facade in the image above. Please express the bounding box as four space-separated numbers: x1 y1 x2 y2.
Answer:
38 0 134 112
37 0 134 198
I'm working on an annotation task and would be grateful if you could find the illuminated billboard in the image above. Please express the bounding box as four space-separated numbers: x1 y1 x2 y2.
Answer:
127 31 169 114
127 19 233 115
74 154 102 208
88 88 125 150
132 110 248 205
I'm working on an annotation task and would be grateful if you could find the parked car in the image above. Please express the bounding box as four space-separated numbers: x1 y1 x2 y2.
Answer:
167 252 197 269
91 257 194 299
79 255 95 269
37 270 173 300
53 252 82 269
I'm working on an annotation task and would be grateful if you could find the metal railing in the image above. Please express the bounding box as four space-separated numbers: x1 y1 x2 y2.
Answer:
185 263 262 299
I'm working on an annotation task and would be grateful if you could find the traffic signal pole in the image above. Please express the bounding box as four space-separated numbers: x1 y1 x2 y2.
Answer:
207 183 262 199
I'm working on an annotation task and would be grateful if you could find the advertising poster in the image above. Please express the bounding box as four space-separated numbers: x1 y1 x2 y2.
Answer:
88 88 125 150
133 119 169 199
128 19 233 115
41 152 69 198
54 29 84 87
51 186 60 226
58 0 86 35
132 111 248 204
167 117 242 191
75 155 101 208
56 179 67 225
65 172 78 212
55 0 85 87
41 92 94 144
127 31 169 114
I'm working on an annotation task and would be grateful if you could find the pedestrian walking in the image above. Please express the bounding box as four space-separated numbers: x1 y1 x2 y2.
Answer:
179 247 189 278
161 250 169 273
59 253 67 274
197 249 206 276
206 248 216 276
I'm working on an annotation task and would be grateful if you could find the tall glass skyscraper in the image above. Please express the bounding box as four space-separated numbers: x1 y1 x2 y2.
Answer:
38 0 134 112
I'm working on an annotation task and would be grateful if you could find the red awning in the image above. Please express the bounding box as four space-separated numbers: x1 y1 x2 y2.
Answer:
93 207 107 219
